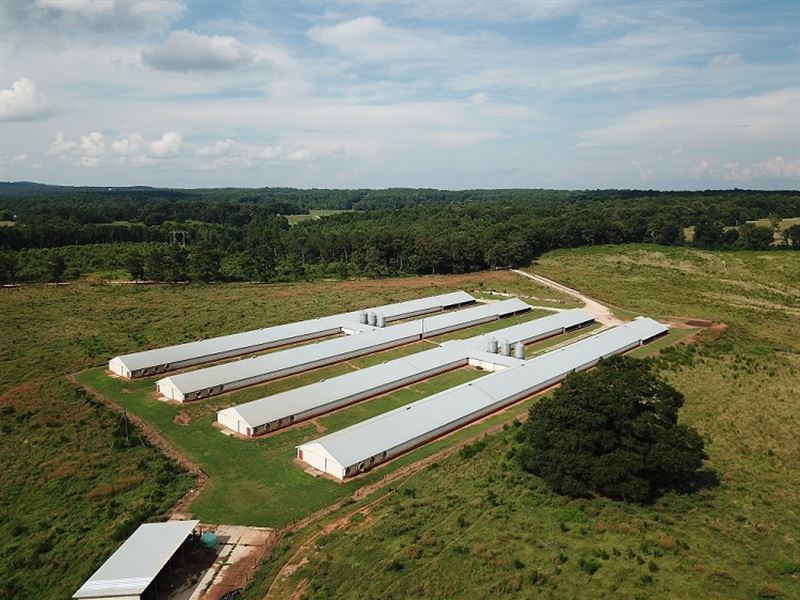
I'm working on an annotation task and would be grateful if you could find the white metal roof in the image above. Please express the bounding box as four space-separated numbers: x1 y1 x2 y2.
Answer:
73 520 198 599
299 317 667 469
219 308 592 429
160 298 530 396
113 291 474 372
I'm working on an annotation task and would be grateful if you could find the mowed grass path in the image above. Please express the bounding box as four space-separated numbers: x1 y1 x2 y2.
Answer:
267 246 800 600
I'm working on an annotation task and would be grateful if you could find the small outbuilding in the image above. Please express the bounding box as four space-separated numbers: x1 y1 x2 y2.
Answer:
73 520 199 600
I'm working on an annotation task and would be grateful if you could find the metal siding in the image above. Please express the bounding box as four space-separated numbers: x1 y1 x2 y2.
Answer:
112 291 474 375
297 318 667 474
159 299 529 399
218 309 593 432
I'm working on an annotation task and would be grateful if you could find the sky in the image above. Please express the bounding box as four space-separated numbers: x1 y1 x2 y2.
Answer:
0 0 798 190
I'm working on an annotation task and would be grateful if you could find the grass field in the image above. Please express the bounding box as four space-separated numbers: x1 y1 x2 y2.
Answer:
265 246 800 600
0 270 570 599
286 209 355 225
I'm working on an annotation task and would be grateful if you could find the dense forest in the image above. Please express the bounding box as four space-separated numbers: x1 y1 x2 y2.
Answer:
0 184 798 284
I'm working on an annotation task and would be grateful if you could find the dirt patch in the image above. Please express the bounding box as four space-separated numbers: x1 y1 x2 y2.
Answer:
174 411 191 425
290 579 309 600
202 528 276 600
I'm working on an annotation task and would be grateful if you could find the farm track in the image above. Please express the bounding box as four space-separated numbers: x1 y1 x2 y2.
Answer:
512 269 624 326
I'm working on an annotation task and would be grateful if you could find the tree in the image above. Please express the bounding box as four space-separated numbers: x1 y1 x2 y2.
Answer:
692 219 723 249
144 246 167 281
646 216 684 246
785 224 800 249
189 240 221 282
0 250 17 285
738 224 774 250
516 356 706 503
48 253 66 283
125 250 145 281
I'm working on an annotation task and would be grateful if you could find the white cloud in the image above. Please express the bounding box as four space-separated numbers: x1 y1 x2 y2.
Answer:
196 138 236 156
286 148 311 161
111 132 145 155
35 0 115 17
12 153 29 162
577 89 798 149
259 146 284 160
80 132 106 157
148 132 183 157
49 132 78 155
143 30 255 71
308 16 436 62
690 156 799 181
710 53 742 69
756 156 799 179
0 78 51 121
26 0 184 31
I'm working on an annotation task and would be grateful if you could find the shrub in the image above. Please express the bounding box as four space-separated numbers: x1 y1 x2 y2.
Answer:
578 557 601 575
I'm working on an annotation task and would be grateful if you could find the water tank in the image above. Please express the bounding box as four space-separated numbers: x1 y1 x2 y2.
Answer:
200 532 217 548
501 339 511 356
358 311 368 324
488 337 499 354
367 312 376 326
514 341 525 359
376 314 386 328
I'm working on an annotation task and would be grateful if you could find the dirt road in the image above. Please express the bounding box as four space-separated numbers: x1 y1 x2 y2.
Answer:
512 269 624 327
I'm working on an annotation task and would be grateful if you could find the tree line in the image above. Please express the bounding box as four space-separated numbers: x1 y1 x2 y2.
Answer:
0 187 797 285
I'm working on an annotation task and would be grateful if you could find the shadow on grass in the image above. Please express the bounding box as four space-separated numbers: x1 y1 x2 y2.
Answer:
658 468 720 498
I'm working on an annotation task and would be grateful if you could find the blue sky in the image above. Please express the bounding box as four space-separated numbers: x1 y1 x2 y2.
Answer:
1 0 798 189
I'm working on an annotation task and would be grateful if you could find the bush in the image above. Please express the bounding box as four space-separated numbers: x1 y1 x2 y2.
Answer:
578 557 601 575
459 439 488 459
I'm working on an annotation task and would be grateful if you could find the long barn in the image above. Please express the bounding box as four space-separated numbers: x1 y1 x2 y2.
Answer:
216 308 594 436
108 291 475 378
296 317 668 480
157 298 531 402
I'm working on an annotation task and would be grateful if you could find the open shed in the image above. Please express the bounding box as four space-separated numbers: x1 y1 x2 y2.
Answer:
73 520 199 600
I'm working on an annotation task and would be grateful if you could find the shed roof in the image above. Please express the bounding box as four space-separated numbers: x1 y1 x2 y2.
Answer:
300 318 667 469
219 308 592 429
114 291 474 371
73 520 198 599
160 298 529 396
